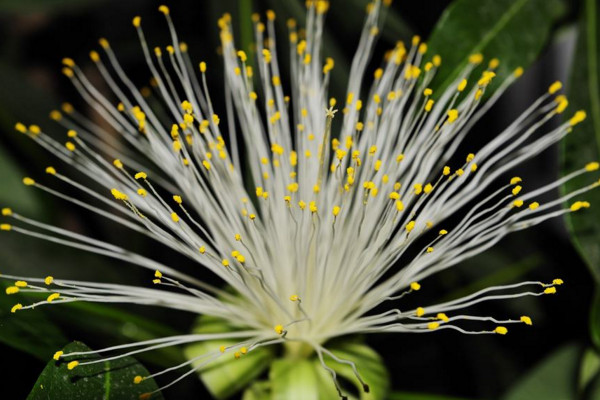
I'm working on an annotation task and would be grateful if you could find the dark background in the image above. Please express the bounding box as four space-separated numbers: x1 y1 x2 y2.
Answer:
0 0 594 399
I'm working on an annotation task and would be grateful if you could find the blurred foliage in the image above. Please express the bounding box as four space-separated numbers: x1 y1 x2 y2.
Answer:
27 341 163 399
0 0 598 399
427 0 565 96
562 0 600 283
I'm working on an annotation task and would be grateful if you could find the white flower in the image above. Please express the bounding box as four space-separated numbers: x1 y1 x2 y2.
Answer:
1 1 598 398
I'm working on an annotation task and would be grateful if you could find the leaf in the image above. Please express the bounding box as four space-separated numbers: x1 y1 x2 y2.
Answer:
270 359 323 400
501 343 580 400
579 348 600 393
183 316 275 399
427 0 564 96
27 341 163 400
561 0 600 283
591 289 600 351
0 282 67 360
319 342 390 400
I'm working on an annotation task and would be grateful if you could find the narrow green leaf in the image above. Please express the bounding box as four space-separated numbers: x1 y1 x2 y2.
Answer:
579 348 600 393
0 282 66 360
183 316 275 399
427 0 564 95
591 289 600 350
27 341 163 400
501 343 580 400
561 0 600 283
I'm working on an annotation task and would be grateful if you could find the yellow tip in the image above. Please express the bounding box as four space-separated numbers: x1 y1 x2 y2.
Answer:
548 81 562 95
132 16 141 27
552 278 564 285
1 223 12 232
410 282 421 291
53 350 64 361
11 303 22 313
544 287 557 294
569 110 587 126
415 307 425 317
134 375 144 384
158 5 170 15
520 316 532 325
274 324 284 334
23 177 35 186
2 208 12 216
45 276 54 285
494 326 508 335
66 360 80 370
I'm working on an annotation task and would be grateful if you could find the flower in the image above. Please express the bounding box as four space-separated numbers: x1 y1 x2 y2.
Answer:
1 1 598 398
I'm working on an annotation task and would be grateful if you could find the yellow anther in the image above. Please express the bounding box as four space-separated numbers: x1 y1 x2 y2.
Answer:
456 169 464 176
410 282 421 291
134 376 144 384
423 88 433 97
240 347 248 355
428 322 440 330
569 110 587 126
513 199 524 208
406 220 415 232
67 361 79 370
15 280 27 288
154 47 162 57
512 186 522 196
389 192 400 200
289 295 300 302
274 324 284 334
132 16 141 27
67 129 78 138
529 202 539 210
5 286 19 295
513 67 524 78
395 200 404 211
553 278 564 285
437 313 449 322
154 270 163 279
272 76 281 86
443 166 451 176
424 183 433 194
11 304 22 313
249 214 256 220
309 201 318 213
134 172 147 180
53 351 63 360
222 259 230 267
15 122 27 133
488 58 500 69
457 79 468 92
62 57 75 67
494 326 508 335
199 246 206 254
234 352 241 359
478 71 496 87
171 195 182 205
2 208 12 216
469 53 483 64
544 287 557 294
49 110 62 121
137 189 147 197
510 177 522 184
414 183 423 195
475 89 483 100
415 307 425 317
65 142 76 152
45 276 54 285
585 162 599 171
198 62 207 73
548 81 562 94
298 201 306 210
158 5 169 15
332 205 341 217
556 96 569 114
179 42 188 53
47 293 60 303
447 109 458 123
23 177 35 186
219 345 226 353
356 122 364 131
236 254 245 264
111 189 128 201
99 38 110 49
520 316 532 325
202 160 211 170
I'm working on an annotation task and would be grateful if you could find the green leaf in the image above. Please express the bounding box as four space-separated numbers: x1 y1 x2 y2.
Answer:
501 343 580 400
0 282 67 360
591 289 600 350
561 0 600 283
27 341 163 400
242 381 271 400
183 316 275 399
427 0 564 96
319 342 390 400
270 359 323 400
579 348 600 393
